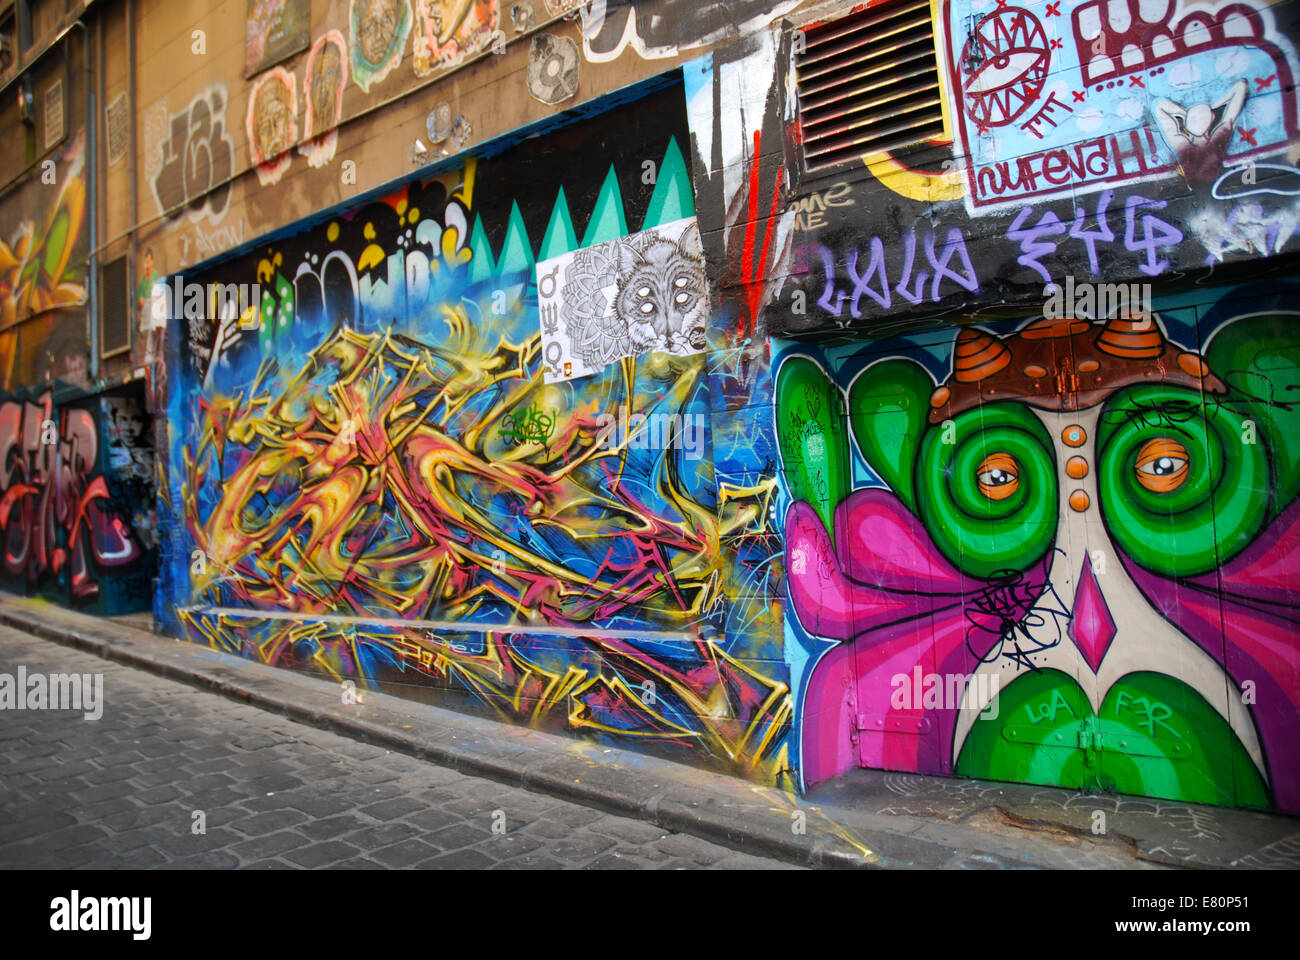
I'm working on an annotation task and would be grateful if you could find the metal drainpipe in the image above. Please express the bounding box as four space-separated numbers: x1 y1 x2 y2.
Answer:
127 0 137 346
69 18 97 383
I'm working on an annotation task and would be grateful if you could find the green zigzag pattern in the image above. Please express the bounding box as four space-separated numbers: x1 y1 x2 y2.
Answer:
466 136 694 282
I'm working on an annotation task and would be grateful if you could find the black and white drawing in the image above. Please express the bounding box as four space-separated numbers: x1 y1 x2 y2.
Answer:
537 217 706 383
526 33 580 104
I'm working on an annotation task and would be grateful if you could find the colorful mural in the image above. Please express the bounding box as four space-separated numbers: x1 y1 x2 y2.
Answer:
161 83 791 783
301 31 349 169
0 387 156 613
703 0 1300 345
775 283 1300 812
0 132 89 392
244 0 312 78
944 0 1299 211
122 1 1300 815
412 0 502 76
351 0 414 92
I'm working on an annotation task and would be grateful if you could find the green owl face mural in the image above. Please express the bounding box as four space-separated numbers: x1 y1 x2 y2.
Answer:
777 296 1300 813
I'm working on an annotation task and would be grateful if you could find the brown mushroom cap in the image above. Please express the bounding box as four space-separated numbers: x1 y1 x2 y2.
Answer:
927 315 1227 424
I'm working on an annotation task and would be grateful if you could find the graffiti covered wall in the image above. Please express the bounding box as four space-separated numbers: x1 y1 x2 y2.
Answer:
146 0 1300 811
0 132 90 393
759 0 1300 336
161 81 793 783
774 283 1300 813
671 5 1300 813
0 385 157 614
946 0 1298 210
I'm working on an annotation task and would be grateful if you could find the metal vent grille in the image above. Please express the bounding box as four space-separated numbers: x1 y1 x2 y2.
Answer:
796 0 945 174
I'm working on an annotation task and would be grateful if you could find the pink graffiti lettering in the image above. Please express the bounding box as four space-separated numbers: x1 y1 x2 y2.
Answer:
0 395 143 600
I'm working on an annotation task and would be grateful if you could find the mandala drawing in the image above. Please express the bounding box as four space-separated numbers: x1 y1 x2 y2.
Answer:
559 220 705 369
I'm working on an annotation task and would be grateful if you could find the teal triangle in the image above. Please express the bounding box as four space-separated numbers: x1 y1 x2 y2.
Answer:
642 136 695 230
496 201 535 278
468 216 497 285
539 187 578 262
580 166 629 248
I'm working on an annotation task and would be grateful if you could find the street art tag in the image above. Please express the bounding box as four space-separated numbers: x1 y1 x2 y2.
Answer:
945 0 1300 212
536 216 707 383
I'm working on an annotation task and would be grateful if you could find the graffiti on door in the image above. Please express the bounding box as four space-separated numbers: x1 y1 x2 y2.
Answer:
0 391 153 608
777 283 1300 812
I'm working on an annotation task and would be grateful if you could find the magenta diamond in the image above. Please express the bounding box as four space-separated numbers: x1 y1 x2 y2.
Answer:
1069 553 1117 673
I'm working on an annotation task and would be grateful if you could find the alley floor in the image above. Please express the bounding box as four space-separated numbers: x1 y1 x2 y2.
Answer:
0 624 798 870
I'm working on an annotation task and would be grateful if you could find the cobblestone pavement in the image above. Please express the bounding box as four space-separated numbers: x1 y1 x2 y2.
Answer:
0 625 799 870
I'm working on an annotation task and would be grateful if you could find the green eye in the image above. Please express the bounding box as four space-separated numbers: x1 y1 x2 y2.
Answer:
917 403 1057 579
1096 386 1268 577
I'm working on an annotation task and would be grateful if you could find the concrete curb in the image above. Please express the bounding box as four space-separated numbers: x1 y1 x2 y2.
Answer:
0 598 873 869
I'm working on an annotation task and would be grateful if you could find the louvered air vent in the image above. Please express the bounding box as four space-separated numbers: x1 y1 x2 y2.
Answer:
795 0 945 175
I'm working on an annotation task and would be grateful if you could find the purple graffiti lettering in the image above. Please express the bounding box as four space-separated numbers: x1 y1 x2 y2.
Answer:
926 228 980 300
1069 189 1115 277
816 244 849 316
846 237 891 315
1007 207 1067 282
895 230 929 306
1124 195 1183 277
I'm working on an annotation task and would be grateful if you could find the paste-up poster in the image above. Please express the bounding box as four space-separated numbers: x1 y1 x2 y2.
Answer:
536 217 706 384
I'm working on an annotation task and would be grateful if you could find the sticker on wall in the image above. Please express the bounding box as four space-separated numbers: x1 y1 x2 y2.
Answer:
526 33 579 104
43 78 64 151
103 393 158 550
247 67 298 186
510 1 535 31
449 113 472 152
300 31 349 168
412 0 502 77
351 0 414 92
141 99 170 185
244 0 311 78
134 247 167 405
537 216 705 383
426 102 453 143
104 93 130 167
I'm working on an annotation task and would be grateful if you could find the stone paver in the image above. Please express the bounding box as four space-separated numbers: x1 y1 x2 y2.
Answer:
0 624 797 870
